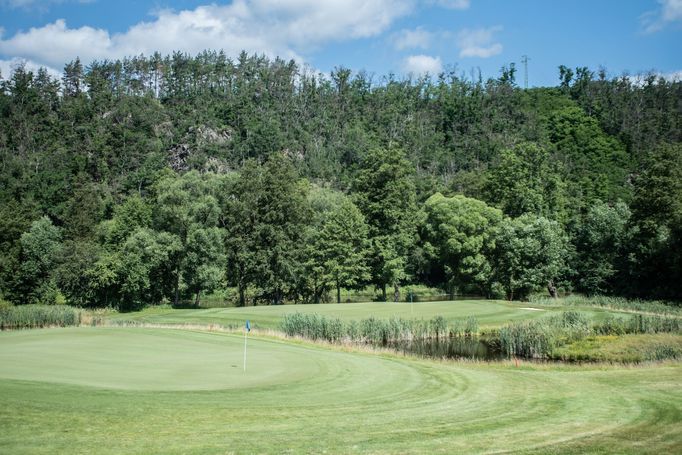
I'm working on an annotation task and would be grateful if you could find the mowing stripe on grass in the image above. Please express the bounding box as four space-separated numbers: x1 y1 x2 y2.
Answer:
0 327 681 453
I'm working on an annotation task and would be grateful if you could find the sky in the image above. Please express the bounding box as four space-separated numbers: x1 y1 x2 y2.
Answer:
0 0 680 87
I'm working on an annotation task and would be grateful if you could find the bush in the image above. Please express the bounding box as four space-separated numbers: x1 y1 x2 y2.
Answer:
0 304 81 330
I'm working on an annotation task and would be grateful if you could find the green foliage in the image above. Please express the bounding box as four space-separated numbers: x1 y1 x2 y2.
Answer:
573 200 630 295
105 195 152 246
546 106 631 207
626 143 682 300
302 189 371 303
353 147 418 300
225 154 310 305
491 215 570 300
421 192 502 294
485 142 566 220
116 228 182 311
153 171 225 305
1 54 680 306
12 217 63 305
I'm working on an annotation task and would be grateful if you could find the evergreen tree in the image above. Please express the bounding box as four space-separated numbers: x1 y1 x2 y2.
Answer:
353 147 418 301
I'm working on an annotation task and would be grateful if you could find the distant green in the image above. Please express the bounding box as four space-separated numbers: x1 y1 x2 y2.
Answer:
105 299 627 330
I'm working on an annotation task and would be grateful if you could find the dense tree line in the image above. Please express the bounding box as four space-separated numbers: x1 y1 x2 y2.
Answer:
0 51 680 308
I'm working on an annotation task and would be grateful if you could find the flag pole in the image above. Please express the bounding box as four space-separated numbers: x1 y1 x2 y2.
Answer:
243 320 250 372
243 327 248 372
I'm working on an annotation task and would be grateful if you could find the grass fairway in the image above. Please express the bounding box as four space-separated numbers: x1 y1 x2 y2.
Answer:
1 327 681 454
105 299 625 330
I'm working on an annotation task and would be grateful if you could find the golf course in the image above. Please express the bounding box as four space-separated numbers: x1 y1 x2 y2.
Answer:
1 299 681 454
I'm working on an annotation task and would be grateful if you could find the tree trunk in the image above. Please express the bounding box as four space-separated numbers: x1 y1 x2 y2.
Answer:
547 280 558 299
393 283 400 302
194 290 201 306
173 271 180 306
381 284 387 302
238 283 246 307
337 282 341 304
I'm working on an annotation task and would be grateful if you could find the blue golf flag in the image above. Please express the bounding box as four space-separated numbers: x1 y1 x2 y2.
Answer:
245 320 251 332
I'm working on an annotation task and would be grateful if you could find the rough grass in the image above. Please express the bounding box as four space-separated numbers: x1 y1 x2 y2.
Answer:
498 311 681 359
554 333 682 362
1 327 681 454
530 295 682 316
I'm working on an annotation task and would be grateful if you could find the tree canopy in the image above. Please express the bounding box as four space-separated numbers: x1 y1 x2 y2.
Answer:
1 52 680 306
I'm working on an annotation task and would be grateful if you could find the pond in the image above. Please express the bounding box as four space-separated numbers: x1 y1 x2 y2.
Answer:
380 337 505 361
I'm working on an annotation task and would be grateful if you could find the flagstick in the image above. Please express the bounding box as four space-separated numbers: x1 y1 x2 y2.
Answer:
243 328 248 372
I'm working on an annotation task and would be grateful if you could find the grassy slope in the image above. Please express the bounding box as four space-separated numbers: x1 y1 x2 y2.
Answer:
105 300 627 330
1 327 681 454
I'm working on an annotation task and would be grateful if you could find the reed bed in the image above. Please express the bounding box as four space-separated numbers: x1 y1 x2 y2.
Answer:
280 313 479 344
499 311 682 359
0 304 81 330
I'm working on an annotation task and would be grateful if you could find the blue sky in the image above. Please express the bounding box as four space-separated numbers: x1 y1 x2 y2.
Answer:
0 0 680 86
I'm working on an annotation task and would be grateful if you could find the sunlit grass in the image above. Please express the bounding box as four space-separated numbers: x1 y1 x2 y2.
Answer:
0 327 680 454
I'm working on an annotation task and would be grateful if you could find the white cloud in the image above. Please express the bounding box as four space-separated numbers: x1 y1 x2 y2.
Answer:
403 54 442 75
641 0 682 33
456 26 503 58
0 0 414 70
0 57 61 80
661 69 682 80
433 0 470 9
0 0 93 11
391 27 432 50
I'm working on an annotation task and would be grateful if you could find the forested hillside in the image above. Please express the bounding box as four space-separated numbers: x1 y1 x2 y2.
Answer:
1 51 680 308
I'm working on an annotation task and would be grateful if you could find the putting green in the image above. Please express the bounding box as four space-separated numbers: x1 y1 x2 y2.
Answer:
0 328 419 392
1 327 681 453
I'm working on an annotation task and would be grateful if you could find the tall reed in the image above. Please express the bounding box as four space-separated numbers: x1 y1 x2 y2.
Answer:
0 304 81 330
280 313 480 344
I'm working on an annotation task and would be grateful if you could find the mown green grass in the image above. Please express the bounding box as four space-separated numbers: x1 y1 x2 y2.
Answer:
1 327 681 454
104 300 628 330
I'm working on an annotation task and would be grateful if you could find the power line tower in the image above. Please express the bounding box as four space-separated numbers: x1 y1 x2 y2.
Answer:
521 55 529 89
